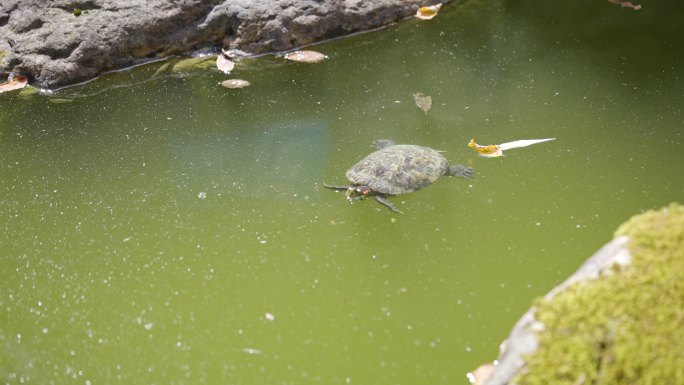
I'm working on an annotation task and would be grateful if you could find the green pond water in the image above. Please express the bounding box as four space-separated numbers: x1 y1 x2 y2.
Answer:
2 1 683 384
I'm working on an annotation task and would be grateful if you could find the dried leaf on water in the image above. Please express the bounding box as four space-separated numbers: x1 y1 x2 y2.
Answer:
415 4 442 20
607 0 641 10
216 53 235 74
284 50 328 64
413 92 432 113
468 138 502 157
221 79 251 89
0 76 28 93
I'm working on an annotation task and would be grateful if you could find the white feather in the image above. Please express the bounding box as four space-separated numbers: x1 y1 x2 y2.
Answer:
497 138 555 151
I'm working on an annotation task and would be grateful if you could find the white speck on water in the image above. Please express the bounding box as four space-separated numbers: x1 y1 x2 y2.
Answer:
346 377 352 384
197 191 207 199
536 221 541 226
242 347 262 355
265 312 275 321
144 322 154 330
123 236 132 242
467 372 476 383
465 345 472 352
42 328 48 334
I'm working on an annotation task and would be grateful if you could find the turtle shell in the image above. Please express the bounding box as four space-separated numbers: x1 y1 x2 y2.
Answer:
346 144 449 195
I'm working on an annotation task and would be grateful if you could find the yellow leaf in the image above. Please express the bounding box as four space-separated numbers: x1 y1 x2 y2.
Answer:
0 76 28 93
416 4 442 20
284 50 328 63
221 79 251 89
468 138 503 157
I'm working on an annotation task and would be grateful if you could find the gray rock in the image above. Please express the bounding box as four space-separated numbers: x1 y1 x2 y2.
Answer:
0 0 446 89
483 236 632 385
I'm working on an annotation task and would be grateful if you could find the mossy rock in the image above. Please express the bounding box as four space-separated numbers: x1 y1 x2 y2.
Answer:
516 203 684 385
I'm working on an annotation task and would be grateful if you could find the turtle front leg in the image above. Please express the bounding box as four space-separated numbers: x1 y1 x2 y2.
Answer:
375 194 403 214
323 183 351 190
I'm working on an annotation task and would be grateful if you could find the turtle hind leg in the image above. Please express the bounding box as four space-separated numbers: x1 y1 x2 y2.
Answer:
447 164 474 179
375 194 403 214
323 183 351 190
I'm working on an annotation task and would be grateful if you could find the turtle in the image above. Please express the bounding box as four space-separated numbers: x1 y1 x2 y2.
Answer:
324 139 473 213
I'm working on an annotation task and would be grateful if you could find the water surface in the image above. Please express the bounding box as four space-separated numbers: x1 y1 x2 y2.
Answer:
2 1 683 384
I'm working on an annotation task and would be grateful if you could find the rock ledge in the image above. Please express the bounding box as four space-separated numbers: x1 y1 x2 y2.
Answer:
0 0 444 89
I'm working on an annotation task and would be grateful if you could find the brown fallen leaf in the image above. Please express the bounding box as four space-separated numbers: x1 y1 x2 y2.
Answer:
284 50 328 64
607 0 641 10
221 79 251 89
0 75 28 93
416 4 442 20
216 53 235 74
413 92 432 113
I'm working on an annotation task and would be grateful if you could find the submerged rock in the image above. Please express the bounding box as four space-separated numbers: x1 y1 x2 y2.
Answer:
0 0 446 89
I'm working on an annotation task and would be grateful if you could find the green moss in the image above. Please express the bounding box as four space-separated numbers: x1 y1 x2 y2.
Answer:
517 203 684 385
151 56 218 79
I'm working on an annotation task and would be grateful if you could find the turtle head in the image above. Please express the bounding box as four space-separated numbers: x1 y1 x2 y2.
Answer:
345 185 372 201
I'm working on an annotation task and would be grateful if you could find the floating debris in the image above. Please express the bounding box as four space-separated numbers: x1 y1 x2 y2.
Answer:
216 52 235 74
48 98 74 104
284 50 328 63
221 79 251 89
416 4 442 20
0 75 28 93
468 138 556 158
607 0 641 10
413 92 432 113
